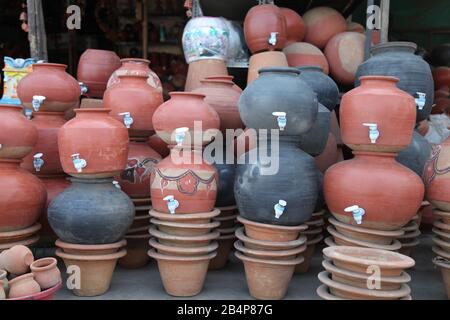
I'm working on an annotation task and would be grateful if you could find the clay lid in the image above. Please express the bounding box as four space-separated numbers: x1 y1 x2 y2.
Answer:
147 249 216 261
0 223 42 244
149 238 218 255
234 240 306 258
55 248 127 261
235 227 307 249
149 209 220 221
237 216 308 232
55 239 127 251
30 257 57 272
149 226 220 242
432 246 450 260
235 250 304 266
328 218 404 237
150 218 220 230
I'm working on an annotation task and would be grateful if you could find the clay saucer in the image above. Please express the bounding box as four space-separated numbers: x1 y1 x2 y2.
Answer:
323 246 415 277
234 240 306 260
130 214 151 229
237 216 308 242
402 222 420 233
312 209 326 218
434 220 450 232
432 256 450 299
214 214 238 229
217 205 238 217
0 235 39 250
324 236 337 248
301 226 323 241
432 227 450 241
127 226 150 235
55 239 127 255
316 284 412 301
131 197 151 205
410 214 420 222
149 226 220 247
295 234 324 274
432 236 450 253
398 239 420 257
398 229 421 243
149 238 218 256
433 246 450 260
135 204 152 213
0 223 42 244
235 227 307 251
328 218 403 245
318 271 411 300
209 234 236 270
150 218 220 236
218 226 238 235
305 218 325 228
434 210 450 224
149 209 220 224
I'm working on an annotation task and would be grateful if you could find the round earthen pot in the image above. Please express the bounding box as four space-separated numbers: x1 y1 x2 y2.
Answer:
30 257 61 290
432 66 450 90
315 133 339 173
396 131 432 177
77 49 121 98
17 63 81 112
247 51 288 84
205 75 242 93
148 134 170 158
104 74 163 138
151 218 220 236
118 234 151 269
433 256 450 299
237 216 307 242
340 76 416 153
149 238 218 257
280 7 306 45
185 59 228 92
58 109 129 178
0 245 34 275
347 21 365 33
0 105 38 160
243 4 287 54
149 226 220 248
55 239 127 255
299 104 331 156
284 42 329 74
235 227 306 251
7 273 41 299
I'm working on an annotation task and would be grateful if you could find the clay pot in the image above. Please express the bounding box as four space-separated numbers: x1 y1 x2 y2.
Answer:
347 21 365 33
302 7 347 49
280 8 306 45
234 240 306 260
185 59 228 92
283 42 329 74
433 236 450 253
58 109 129 178
235 251 303 300
56 249 126 297
235 227 306 251
205 75 242 93
7 281 61 300
151 218 220 236
214 163 236 207
17 63 81 112
341 76 416 152
324 32 365 86
237 216 307 242
104 74 163 138
243 4 287 54
0 105 38 160
149 226 219 248
208 234 235 270
118 234 151 269
295 234 323 273
148 249 216 297
7 273 41 299
48 178 135 244
77 49 121 98
396 131 432 177
299 104 331 156
55 239 126 255
433 256 450 299
315 133 339 172
148 134 170 158
149 238 218 257
0 224 41 244
149 209 220 224
432 66 450 90
0 245 34 275
247 51 288 84
30 257 61 289
324 152 425 230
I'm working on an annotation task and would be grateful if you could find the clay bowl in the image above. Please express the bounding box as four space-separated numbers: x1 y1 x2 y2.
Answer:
432 227 450 242
149 226 220 248
55 239 127 255
234 240 306 260
118 234 151 269
217 205 238 217
301 226 323 241
434 210 450 224
209 233 236 270
316 283 412 301
0 235 39 251
432 236 450 253
0 223 42 244
149 209 220 224
433 246 450 260
398 238 420 257
295 234 324 274
323 246 415 277
214 214 238 229
433 256 450 299
235 227 307 251
434 220 450 233
235 251 304 300
150 218 220 236
148 249 216 297
318 271 411 300
237 216 308 242
130 214 151 229
328 218 403 245
149 238 218 256
7 281 62 300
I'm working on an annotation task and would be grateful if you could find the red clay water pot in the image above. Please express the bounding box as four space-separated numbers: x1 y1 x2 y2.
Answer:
7 273 41 299
340 76 416 152
243 4 287 54
280 8 306 45
247 51 288 84
204 75 242 93
0 245 34 275
324 152 424 230
104 74 163 138
30 257 61 290
77 49 121 98
0 160 46 232
432 66 450 90
17 63 81 112
0 105 38 160
283 42 329 74
58 108 129 178
185 59 228 92
21 112 65 175
148 134 170 158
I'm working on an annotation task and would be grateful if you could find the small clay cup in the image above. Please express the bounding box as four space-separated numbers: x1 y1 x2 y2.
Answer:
7 273 41 299
0 245 34 275
149 209 220 224
149 226 220 247
30 257 61 290
209 234 236 270
235 227 307 251
433 256 450 299
295 234 324 273
237 216 308 242
150 218 220 236
234 240 306 260
118 234 151 269
55 239 127 255
149 238 218 256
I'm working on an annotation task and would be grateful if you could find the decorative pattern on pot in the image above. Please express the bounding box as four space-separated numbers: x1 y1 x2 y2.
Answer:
0 56 35 105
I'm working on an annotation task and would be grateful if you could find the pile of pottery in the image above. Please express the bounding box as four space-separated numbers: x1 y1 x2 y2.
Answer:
0 245 61 300
317 246 415 300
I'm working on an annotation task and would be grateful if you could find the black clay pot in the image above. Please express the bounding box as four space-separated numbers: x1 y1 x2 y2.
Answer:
396 131 432 177
299 104 331 156
239 67 318 136
48 178 135 244
355 42 434 122
214 162 236 207
315 169 325 212
297 66 339 111
234 137 318 226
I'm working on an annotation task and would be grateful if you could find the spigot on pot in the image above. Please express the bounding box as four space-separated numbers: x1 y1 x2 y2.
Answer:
32 95 46 112
362 123 379 144
33 153 44 172
79 82 88 95
344 205 366 225
163 195 179 214
71 153 87 173
415 92 426 110
119 112 134 129
175 127 189 146
274 200 287 219
113 181 121 189
272 112 287 131
268 32 279 46
24 108 33 120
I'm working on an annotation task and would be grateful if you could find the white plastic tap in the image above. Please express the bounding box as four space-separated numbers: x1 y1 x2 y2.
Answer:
344 205 366 225
415 92 426 110
272 112 287 131
274 200 287 219
119 112 134 128
71 153 87 173
113 181 121 189
175 127 189 146
268 32 279 46
33 153 44 172
164 195 180 214
362 123 379 144
79 82 88 95
32 95 46 112
24 108 33 120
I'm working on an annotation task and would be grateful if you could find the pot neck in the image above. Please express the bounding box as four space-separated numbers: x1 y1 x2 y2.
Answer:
353 151 398 162
0 159 21 170
121 58 150 68
33 63 67 72
74 108 111 118
297 66 324 73
370 41 417 55
199 79 234 89
117 74 148 85
359 75 399 88
258 67 301 78
204 75 234 82
168 92 206 102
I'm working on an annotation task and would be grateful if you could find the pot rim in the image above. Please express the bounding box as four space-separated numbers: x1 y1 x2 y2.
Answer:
234 240 306 257
434 209 450 219
358 75 400 83
55 248 127 261
216 205 238 212
0 235 39 250
258 66 301 76
33 62 67 69
0 223 42 238
117 73 149 80
401 222 420 232
150 218 220 230
149 226 220 242
328 217 404 237
235 227 307 248
399 229 421 239
30 257 57 272
8 273 35 285
218 226 238 234
127 226 150 234
312 209 326 217
352 151 398 158
204 75 235 81
237 216 308 232
432 236 450 249
30 111 66 116
432 246 450 259
149 238 219 254
296 65 324 72
433 220 450 232
168 91 206 99
199 78 234 86
316 284 346 300
370 41 417 55
55 239 127 251
120 58 150 64
305 218 325 227
432 227 450 240
74 108 111 114
400 238 420 248
149 209 220 221
302 226 322 236
125 234 151 240
218 233 236 240
147 249 217 261
234 250 304 266
213 214 238 222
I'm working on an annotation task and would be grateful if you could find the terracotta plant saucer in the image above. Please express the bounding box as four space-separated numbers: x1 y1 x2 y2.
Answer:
149 209 220 224
433 256 450 299
398 238 420 257
433 246 450 260
295 234 324 273
0 235 39 250
150 218 220 236
55 239 127 255
149 226 220 247
237 216 308 242
234 240 306 260
316 284 346 300
209 233 236 270
432 236 450 253
305 218 325 228
432 227 450 242
217 205 238 217
214 214 238 229
149 238 218 256
118 234 151 269
301 226 323 241
402 222 420 233
135 204 152 213
0 223 42 244
324 236 337 248
434 210 450 224
218 226 238 235
434 220 450 232
235 227 307 251
130 214 151 229
127 226 150 235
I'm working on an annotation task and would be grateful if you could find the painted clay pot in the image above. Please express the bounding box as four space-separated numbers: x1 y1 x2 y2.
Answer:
355 42 434 122
324 152 425 230
149 238 218 257
302 7 346 49
148 134 170 158
315 133 339 173
396 131 432 177
205 75 242 93
55 239 126 255
7 273 40 299
284 42 329 74
185 59 228 92
214 162 236 207
299 104 331 156
247 51 288 84
152 92 220 147
0 105 38 160
115 140 161 199
17 63 81 112
0 245 34 274
324 32 365 86
30 257 61 290
0 160 46 231
104 74 163 138
149 209 220 225
118 234 151 269
58 109 129 179
243 4 287 54
48 178 135 244
77 49 121 98
237 216 307 242
149 226 220 248
151 218 220 236
21 112 65 175
433 257 450 299
235 226 306 251
280 8 306 45
432 66 450 89
208 234 235 270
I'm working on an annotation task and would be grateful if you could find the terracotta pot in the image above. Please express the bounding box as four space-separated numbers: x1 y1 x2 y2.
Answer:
214 214 237 229
237 216 307 242
235 251 303 300
55 239 127 255
104 74 163 138
7 281 61 300
341 76 416 152
7 273 41 299
302 7 347 49
152 92 220 147
433 236 450 253
325 152 424 230
56 248 126 297
208 234 235 270
235 227 306 251
315 133 339 173
77 49 121 98
0 222 41 245
148 134 170 158
185 59 228 92
433 256 450 299
247 51 288 84
243 4 287 54
283 42 329 74
347 21 365 33
30 257 61 289
148 249 216 297
17 63 81 112
58 109 129 178
396 131 432 177
149 238 218 257
151 218 219 236
234 240 306 260
118 234 151 269
432 66 450 90
149 226 219 248
280 8 306 45
0 105 38 160
0 245 34 275
295 234 323 273
205 76 242 93
149 209 220 224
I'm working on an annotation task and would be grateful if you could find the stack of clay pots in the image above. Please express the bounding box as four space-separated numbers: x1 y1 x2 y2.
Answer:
317 246 415 300
0 245 62 300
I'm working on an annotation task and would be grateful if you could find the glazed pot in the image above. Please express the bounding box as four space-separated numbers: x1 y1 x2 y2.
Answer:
247 51 288 84
340 76 416 153
433 256 450 299
30 257 61 290
104 74 163 138
17 63 81 112
299 104 331 156
284 42 329 74
208 234 235 270
148 134 170 158
235 226 306 251
151 218 220 236
77 49 121 98
7 273 40 299
280 7 306 45
185 59 228 92
214 162 236 207
118 234 151 269
55 239 126 255
315 133 339 173
149 226 220 248
355 42 434 122
48 178 135 244
0 160 46 231
237 216 307 242
58 109 129 178
149 209 220 224
0 245 34 275
149 238 218 257
396 131 432 177
243 4 287 54
21 112 66 175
